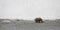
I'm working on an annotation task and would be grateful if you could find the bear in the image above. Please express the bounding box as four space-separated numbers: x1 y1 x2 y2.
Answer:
35 17 43 23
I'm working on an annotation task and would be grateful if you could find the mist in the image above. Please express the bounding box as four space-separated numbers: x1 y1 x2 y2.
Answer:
0 0 60 20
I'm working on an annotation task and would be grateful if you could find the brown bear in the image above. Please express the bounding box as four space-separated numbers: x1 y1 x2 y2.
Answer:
35 17 43 23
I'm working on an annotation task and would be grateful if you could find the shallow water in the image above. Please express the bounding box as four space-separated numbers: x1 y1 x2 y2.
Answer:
0 20 60 30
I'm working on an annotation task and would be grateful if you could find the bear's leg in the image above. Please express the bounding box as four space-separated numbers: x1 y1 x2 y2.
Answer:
35 20 38 23
40 20 43 23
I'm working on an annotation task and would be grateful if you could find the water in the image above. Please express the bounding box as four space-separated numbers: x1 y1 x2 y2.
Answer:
0 20 60 30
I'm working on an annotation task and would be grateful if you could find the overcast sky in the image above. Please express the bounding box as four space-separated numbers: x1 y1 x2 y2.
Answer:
0 0 60 20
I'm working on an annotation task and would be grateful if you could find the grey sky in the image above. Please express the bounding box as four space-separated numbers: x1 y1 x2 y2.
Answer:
0 0 60 20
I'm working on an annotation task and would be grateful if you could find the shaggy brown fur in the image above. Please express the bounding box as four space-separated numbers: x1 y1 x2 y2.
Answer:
35 17 43 23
